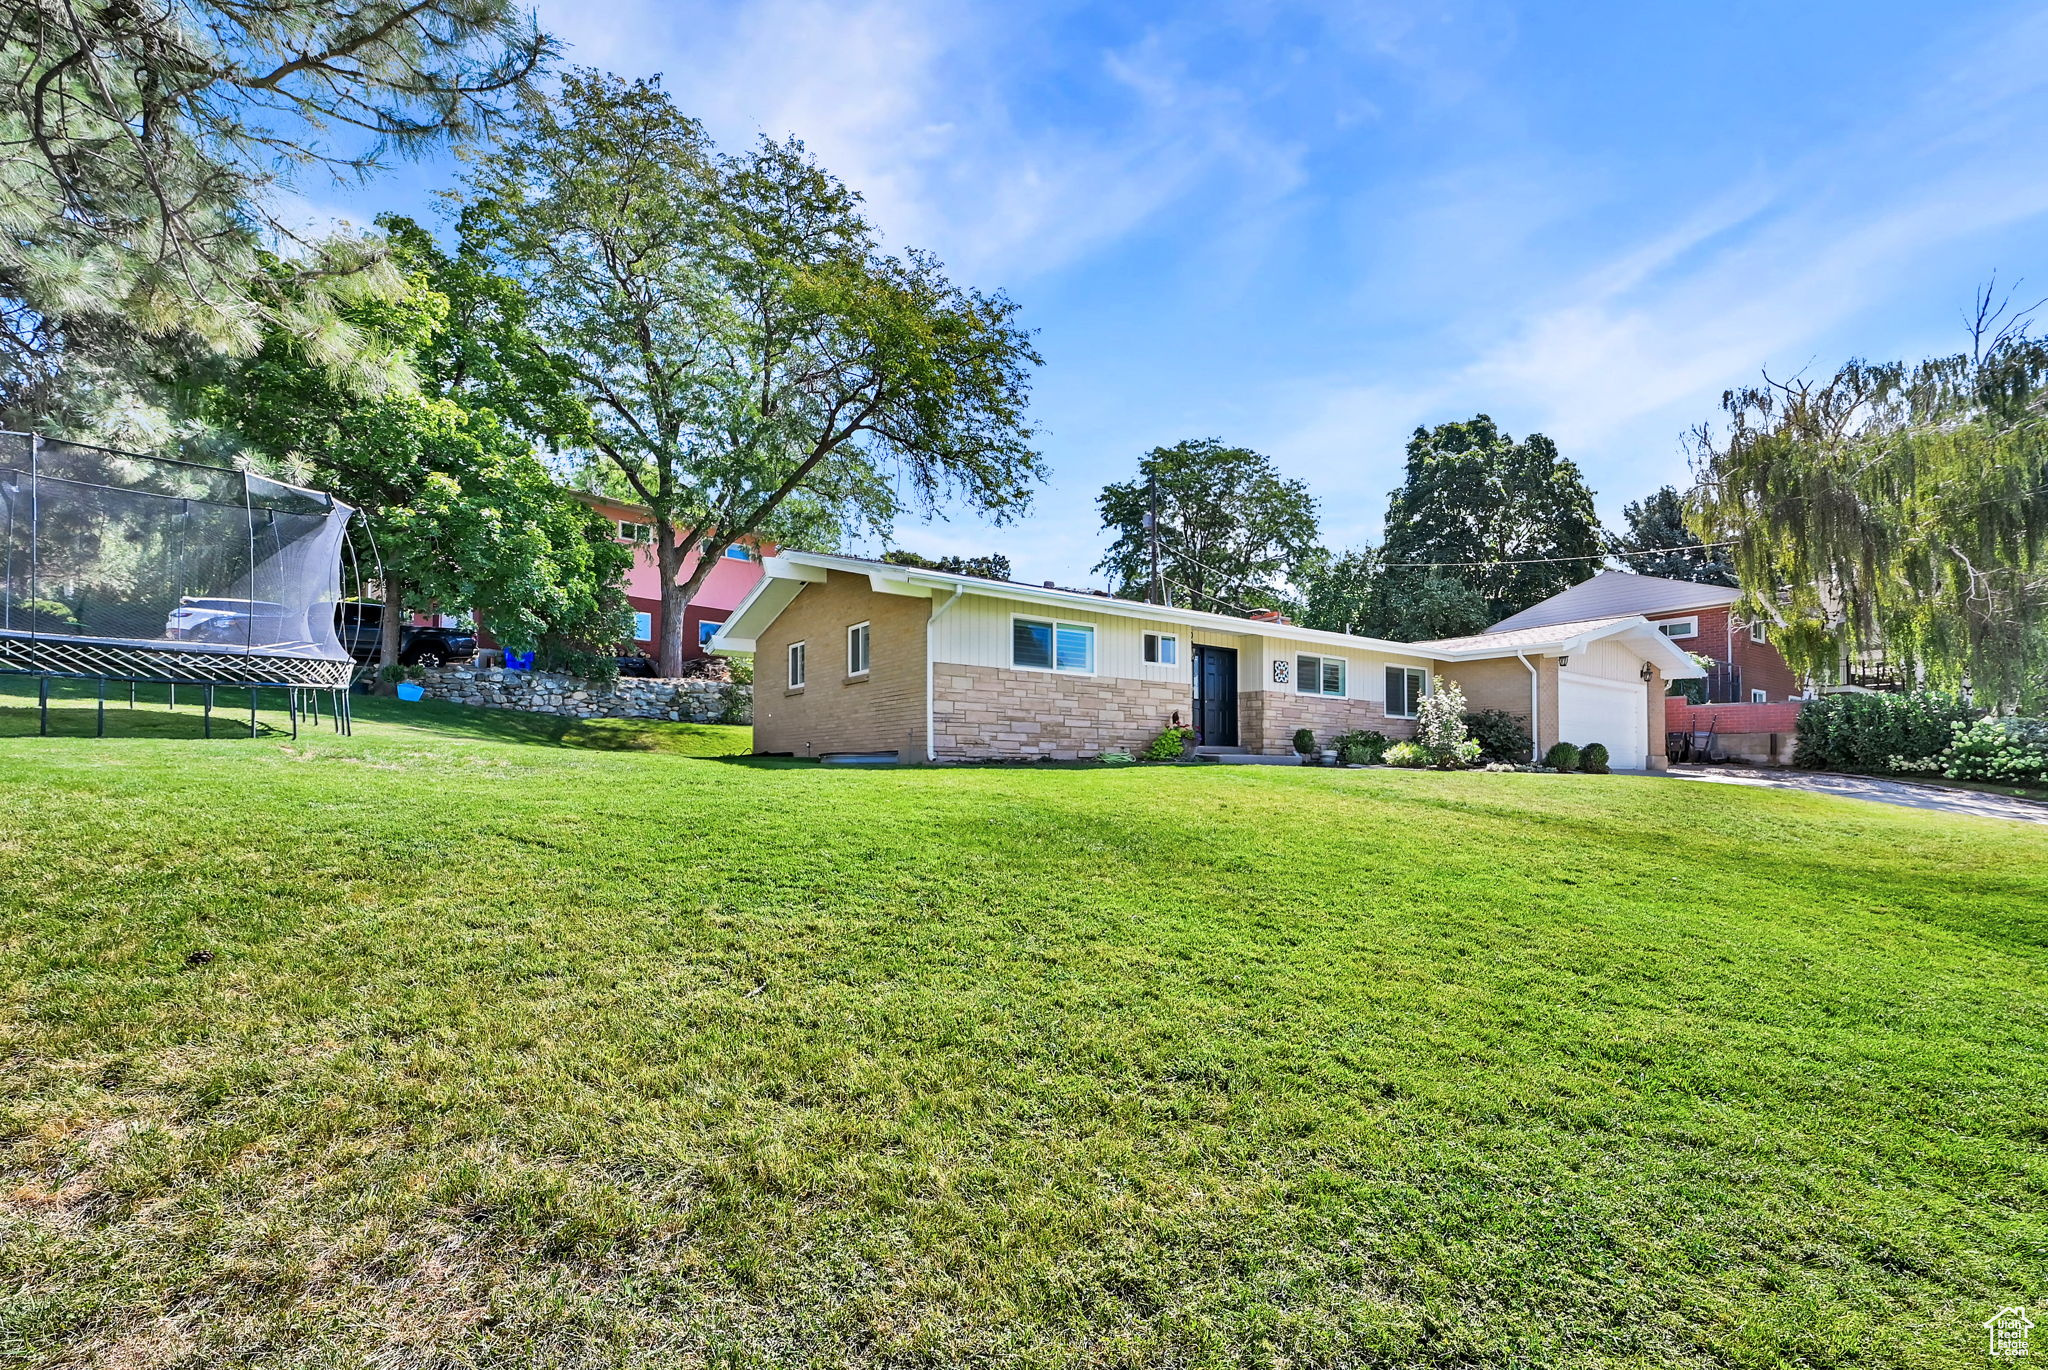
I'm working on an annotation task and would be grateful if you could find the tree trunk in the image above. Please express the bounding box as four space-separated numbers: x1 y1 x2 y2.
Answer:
378 580 404 694
654 524 688 678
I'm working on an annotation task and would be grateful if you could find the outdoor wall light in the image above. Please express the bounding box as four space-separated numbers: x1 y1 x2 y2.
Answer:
1640 661 1655 681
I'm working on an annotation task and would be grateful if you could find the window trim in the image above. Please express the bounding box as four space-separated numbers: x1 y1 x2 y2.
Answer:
846 621 871 678
1384 665 1429 718
630 611 653 643
1750 688 1768 704
1143 631 1179 666
723 544 752 561
1009 614 1096 675
1295 652 1347 698
787 640 806 690
618 520 650 543
1748 620 1768 645
1657 615 1700 640
697 619 725 648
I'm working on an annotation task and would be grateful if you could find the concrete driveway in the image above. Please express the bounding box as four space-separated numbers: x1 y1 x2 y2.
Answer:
1660 764 2048 824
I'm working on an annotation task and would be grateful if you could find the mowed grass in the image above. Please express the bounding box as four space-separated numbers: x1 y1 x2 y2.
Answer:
1 681 2044 1368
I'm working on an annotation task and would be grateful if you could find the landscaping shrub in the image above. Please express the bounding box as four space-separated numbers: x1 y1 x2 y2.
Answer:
1544 741 1581 772
1143 726 1195 760
1292 727 1317 756
1384 741 1429 768
1926 717 2048 785
1466 708 1532 763
1331 729 1389 766
1415 675 1475 768
1579 742 1610 774
1794 691 1974 772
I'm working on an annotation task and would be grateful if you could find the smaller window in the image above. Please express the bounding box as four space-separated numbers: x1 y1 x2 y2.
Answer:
698 619 724 647
1750 688 1768 703
1011 616 1094 673
1657 616 1699 640
847 621 871 676
1296 653 1346 697
630 611 653 642
724 544 752 561
787 640 806 689
1749 621 1767 645
1384 665 1428 718
618 520 650 543
1143 632 1178 666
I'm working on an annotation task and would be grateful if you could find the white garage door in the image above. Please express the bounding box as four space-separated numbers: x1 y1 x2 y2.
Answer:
1557 672 1647 770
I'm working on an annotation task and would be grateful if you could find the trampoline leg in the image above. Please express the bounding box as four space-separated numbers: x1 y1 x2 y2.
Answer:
204 686 213 738
38 677 48 735
250 687 259 739
169 683 176 712
289 688 299 740
128 680 135 709
96 679 105 737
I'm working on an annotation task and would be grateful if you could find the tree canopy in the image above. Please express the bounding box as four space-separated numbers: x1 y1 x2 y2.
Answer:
1609 485 1736 585
0 0 552 434
456 70 1043 673
1296 547 1492 641
882 550 1013 581
1380 415 1601 620
1095 439 1319 613
1692 305 2048 708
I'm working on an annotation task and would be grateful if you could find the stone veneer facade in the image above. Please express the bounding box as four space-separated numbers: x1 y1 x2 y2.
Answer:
931 663 1192 761
418 667 749 723
1241 689 1418 754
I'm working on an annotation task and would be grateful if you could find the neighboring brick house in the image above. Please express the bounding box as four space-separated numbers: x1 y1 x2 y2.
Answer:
712 551 1704 767
575 494 774 661
1489 571 1802 703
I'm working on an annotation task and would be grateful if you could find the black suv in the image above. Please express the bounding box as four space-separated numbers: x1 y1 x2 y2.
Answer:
336 602 479 667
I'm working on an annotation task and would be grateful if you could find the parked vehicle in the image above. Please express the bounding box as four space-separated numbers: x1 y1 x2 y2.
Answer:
616 652 657 677
335 602 478 666
165 597 296 648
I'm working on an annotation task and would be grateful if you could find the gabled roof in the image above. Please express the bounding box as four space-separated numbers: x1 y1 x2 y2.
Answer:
1413 614 1707 677
1489 570 1740 632
711 550 1705 677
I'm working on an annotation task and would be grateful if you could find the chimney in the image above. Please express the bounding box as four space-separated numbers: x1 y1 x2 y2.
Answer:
1043 581 1056 588
1247 608 1291 624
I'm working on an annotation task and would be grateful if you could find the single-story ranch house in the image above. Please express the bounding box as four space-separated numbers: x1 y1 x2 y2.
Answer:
711 552 1706 768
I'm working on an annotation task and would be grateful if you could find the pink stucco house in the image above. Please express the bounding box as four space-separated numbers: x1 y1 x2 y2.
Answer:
576 494 772 662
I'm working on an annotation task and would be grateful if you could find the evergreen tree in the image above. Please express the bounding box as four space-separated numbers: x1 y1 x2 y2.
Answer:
1609 485 1736 585
1379 415 1602 621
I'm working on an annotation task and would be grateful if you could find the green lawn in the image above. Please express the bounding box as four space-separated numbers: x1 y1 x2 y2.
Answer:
2 681 2044 1368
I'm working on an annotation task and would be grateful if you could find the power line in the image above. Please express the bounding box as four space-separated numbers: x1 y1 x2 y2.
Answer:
1381 540 1740 570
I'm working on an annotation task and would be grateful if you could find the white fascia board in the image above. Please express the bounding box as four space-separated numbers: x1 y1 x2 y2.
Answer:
706 575 804 653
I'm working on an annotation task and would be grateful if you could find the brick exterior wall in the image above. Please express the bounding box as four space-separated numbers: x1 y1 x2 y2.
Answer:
1666 699 1806 734
1648 605 1800 701
753 570 930 759
1242 689 1416 753
932 663 1190 761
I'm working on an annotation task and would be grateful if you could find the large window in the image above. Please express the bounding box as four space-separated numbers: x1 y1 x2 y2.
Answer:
1012 617 1095 673
1385 666 1428 718
1296 653 1346 697
1657 616 1699 640
1143 632 1178 666
787 641 806 689
630 611 653 642
847 622 871 676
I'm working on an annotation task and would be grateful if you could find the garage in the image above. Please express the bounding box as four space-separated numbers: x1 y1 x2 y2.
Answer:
1557 670 1648 770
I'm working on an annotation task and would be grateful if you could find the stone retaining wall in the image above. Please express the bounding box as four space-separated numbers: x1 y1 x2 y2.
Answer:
418 667 751 725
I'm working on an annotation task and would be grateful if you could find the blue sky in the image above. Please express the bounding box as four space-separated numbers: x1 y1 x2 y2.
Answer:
311 0 2048 586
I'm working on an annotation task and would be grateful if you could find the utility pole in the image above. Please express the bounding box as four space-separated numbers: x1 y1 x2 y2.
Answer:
1145 474 1166 606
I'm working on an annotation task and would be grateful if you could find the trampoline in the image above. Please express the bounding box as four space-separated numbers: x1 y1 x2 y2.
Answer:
0 430 361 736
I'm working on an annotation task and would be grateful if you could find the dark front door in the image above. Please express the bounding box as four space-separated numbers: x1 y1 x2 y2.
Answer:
1193 645 1238 747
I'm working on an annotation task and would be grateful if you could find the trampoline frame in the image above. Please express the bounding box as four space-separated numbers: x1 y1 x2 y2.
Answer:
0 431 361 737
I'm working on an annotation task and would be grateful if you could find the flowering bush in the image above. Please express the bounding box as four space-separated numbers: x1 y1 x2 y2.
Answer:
1414 675 1475 768
1933 717 2048 784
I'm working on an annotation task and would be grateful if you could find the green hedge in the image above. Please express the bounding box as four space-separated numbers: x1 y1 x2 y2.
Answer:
1793 692 1975 772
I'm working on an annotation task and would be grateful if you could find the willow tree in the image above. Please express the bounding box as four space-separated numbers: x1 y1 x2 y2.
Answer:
1691 314 2048 708
457 70 1043 675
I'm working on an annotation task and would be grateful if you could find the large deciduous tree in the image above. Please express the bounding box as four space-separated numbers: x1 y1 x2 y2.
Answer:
200 228 630 672
456 70 1043 675
1095 438 1319 613
1379 415 1602 621
1609 485 1736 585
1692 300 2048 708
0 0 553 433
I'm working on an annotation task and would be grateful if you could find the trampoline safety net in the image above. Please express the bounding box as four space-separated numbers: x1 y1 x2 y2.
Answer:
0 431 358 689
